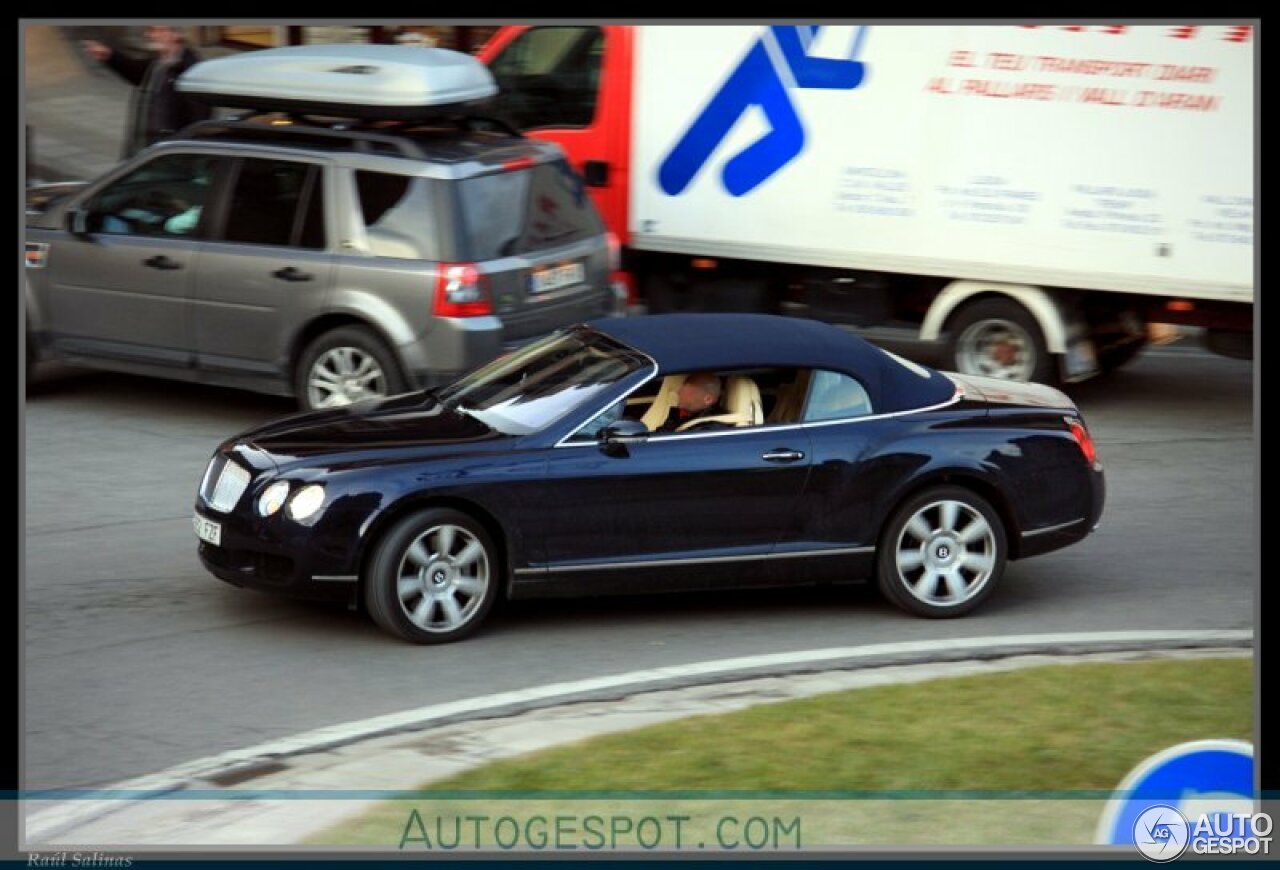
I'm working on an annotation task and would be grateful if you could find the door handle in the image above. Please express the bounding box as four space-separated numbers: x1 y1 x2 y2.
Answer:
761 449 805 463
142 255 182 270
272 266 313 282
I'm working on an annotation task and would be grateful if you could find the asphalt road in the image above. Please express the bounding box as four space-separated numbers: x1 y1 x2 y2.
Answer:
22 343 1256 790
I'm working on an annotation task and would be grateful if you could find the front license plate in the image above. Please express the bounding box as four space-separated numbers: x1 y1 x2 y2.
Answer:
530 261 585 294
193 513 222 547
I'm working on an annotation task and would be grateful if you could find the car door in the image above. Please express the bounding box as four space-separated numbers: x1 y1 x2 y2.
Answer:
538 413 813 587
40 152 222 367
787 369 886 556
192 155 334 383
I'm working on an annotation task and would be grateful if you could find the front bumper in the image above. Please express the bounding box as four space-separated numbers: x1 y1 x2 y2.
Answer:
194 502 360 604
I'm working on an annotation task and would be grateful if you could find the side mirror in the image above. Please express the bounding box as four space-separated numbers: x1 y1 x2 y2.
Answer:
599 419 649 456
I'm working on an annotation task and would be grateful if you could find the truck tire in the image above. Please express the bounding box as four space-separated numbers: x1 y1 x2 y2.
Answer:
945 298 1057 384
295 325 407 412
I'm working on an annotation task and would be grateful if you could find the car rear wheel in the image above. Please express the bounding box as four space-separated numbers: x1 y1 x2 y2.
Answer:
946 298 1056 384
296 326 406 412
876 486 1007 618
364 508 500 644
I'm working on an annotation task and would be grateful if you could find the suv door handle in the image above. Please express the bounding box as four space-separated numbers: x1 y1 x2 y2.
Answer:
761 449 805 463
272 267 313 282
142 255 182 270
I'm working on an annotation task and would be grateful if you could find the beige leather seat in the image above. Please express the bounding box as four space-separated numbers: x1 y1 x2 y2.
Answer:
675 375 763 432
640 374 688 431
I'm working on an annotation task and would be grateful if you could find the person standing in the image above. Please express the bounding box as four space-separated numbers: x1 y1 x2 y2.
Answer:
81 25 212 158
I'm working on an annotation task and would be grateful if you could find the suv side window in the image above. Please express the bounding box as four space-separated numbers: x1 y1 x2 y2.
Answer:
222 158 325 249
488 26 604 129
92 153 220 238
355 171 442 261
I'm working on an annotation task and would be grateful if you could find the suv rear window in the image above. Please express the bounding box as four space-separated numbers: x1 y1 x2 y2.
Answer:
455 160 602 260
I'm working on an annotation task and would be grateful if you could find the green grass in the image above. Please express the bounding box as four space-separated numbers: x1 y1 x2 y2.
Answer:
311 657 1252 846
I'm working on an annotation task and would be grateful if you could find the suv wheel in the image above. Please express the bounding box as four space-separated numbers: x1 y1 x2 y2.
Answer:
296 326 407 411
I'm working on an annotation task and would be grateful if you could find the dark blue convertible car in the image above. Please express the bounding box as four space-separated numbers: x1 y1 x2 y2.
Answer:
194 314 1105 643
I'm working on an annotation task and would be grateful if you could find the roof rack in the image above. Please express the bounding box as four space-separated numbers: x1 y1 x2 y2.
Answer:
179 114 524 158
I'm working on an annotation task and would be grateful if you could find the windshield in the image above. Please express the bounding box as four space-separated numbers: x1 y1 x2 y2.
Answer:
437 328 649 435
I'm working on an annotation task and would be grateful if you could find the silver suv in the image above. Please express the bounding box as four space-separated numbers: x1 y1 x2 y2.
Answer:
24 116 619 410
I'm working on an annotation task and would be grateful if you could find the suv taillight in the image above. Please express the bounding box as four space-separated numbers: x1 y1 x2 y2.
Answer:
434 263 493 317
605 231 621 273
1065 416 1097 465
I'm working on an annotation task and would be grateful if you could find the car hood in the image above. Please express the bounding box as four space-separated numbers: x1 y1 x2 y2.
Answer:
944 372 1075 411
240 391 514 466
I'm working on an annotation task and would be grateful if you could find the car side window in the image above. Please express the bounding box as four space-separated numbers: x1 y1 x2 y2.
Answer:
92 153 220 239
803 370 874 422
355 171 441 261
222 158 324 249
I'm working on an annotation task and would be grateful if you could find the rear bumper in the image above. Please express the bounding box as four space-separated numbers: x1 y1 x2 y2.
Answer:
1017 465 1106 559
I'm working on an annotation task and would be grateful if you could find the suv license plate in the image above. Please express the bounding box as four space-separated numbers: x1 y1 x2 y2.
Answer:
193 513 222 547
531 261 585 294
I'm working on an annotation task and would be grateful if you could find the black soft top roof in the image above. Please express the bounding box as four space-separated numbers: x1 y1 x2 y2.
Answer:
589 314 956 414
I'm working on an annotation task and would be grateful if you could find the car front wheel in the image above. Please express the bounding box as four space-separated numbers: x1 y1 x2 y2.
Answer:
296 325 406 412
364 508 500 644
876 486 1007 618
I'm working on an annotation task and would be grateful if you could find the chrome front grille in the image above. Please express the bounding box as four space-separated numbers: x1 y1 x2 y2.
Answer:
201 455 251 513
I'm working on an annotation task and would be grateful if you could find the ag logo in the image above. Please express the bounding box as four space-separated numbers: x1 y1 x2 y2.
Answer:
1133 805 1189 862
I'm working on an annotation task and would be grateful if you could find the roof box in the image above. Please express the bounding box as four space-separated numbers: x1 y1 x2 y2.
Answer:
177 44 498 119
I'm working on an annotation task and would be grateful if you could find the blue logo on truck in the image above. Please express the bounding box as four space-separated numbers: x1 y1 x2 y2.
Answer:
658 26 868 198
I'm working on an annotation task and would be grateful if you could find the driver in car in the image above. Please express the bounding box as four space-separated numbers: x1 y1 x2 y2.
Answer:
657 372 729 432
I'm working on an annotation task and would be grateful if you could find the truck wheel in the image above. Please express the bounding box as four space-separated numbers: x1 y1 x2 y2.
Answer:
946 298 1056 384
295 326 407 412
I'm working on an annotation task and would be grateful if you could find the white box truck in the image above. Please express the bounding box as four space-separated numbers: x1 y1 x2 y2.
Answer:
481 23 1255 382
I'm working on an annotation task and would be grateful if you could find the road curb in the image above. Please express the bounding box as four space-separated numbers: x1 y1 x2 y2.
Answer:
24 629 1252 845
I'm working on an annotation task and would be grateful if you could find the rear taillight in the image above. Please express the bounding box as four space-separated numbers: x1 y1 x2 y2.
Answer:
434 263 493 317
1065 416 1097 465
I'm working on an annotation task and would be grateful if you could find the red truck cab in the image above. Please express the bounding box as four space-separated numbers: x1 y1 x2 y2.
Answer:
479 26 633 245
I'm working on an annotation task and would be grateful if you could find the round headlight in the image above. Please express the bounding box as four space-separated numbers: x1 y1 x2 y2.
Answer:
257 481 291 517
287 484 326 521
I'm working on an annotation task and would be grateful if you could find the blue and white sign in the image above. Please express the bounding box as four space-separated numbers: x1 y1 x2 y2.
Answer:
1097 739 1264 860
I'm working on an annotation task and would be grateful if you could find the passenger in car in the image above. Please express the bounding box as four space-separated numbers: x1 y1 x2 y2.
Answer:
655 372 730 433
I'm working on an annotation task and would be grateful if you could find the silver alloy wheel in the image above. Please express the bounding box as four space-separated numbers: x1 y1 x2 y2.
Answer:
307 346 388 408
394 523 491 634
892 499 997 608
956 317 1037 381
